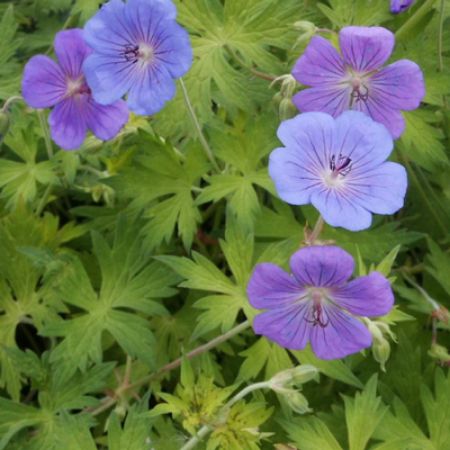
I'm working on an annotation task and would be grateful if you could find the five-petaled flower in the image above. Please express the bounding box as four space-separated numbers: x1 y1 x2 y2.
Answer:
292 26 425 138
247 246 394 360
269 110 407 231
83 0 193 116
390 0 414 14
21 29 129 150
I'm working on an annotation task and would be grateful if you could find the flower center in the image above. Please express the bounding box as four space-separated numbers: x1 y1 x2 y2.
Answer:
66 77 91 97
122 43 154 66
305 289 329 328
323 154 352 188
347 71 370 106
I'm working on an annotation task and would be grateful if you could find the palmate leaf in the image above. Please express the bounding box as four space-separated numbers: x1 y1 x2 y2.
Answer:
0 361 112 449
0 207 82 400
110 133 208 250
196 114 277 231
159 219 254 338
284 376 386 450
0 117 58 209
153 0 301 138
43 217 178 379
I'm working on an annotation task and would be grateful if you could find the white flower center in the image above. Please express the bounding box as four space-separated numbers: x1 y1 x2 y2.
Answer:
138 43 154 64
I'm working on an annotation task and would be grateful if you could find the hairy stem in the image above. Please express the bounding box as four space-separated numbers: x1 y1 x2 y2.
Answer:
1 95 23 113
180 381 270 450
179 78 220 172
89 320 251 416
305 215 324 245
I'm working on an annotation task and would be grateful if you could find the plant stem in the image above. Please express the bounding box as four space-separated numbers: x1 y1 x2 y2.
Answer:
35 184 53 216
179 78 220 172
1 95 23 113
89 320 251 416
37 110 54 159
180 381 270 450
395 0 438 42
305 215 324 245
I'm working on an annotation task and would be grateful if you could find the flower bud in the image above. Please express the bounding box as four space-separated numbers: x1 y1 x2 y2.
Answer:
269 365 318 392
279 98 297 121
372 336 390 372
285 391 311 415
428 343 450 365
293 21 316 48
271 74 297 98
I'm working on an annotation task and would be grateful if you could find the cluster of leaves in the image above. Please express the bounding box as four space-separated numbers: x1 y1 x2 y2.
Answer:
0 0 449 449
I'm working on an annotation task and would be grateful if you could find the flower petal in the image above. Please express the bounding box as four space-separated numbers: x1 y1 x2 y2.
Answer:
369 60 425 111
346 161 407 215
83 53 136 105
292 36 346 86
247 263 304 310
332 272 394 317
269 147 322 205
339 26 395 73
293 85 351 117
48 98 88 150
83 0 134 54
85 99 129 141
334 110 394 170
54 29 91 78
127 64 176 115
128 0 177 21
153 21 193 78
353 96 406 139
289 246 354 287
21 55 66 108
310 304 372 359
391 0 414 14
253 302 311 351
311 188 373 231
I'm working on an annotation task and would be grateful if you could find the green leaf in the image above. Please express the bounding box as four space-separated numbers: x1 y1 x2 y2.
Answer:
283 416 343 450
343 375 388 450
43 218 178 378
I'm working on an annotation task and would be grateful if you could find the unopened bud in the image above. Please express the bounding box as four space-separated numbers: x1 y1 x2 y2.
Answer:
269 365 318 392
286 391 311 414
271 74 297 98
372 337 390 372
428 343 450 364
293 21 316 48
279 98 297 121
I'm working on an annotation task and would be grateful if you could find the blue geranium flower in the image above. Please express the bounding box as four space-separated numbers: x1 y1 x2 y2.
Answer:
268 111 408 231
83 0 193 115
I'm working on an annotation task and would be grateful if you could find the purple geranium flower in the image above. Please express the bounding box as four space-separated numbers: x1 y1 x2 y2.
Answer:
292 26 425 138
269 111 407 231
391 0 414 13
247 246 394 360
22 29 128 150
83 0 193 115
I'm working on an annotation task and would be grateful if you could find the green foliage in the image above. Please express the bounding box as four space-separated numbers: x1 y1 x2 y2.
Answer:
0 0 449 449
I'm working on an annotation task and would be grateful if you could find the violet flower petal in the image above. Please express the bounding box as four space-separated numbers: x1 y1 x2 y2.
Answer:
21 55 66 108
309 303 372 359
391 0 414 14
331 272 394 317
84 99 129 141
48 98 88 150
289 246 354 287
247 263 304 310
292 36 346 86
339 26 395 73
253 302 311 350
54 29 91 79
370 59 425 111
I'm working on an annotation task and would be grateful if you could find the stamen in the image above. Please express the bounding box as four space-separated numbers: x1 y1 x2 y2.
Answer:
305 290 329 328
329 154 352 178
